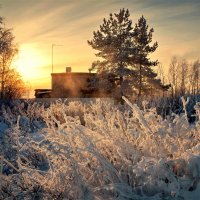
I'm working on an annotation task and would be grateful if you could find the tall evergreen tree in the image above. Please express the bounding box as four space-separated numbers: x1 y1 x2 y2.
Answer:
88 9 136 99
88 10 169 100
133 16 165 98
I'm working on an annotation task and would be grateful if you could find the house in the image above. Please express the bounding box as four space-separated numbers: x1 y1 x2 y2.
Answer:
35 67 97 98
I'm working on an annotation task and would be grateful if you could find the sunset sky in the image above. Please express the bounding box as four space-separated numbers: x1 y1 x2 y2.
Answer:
1 0 200 94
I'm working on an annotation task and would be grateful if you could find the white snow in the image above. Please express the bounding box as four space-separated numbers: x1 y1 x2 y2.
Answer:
0 98 199 199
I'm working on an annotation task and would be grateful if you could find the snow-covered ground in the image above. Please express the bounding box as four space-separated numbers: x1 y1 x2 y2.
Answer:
0 97 200 199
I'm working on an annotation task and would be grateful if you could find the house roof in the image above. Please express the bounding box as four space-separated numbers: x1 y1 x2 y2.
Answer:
51 72 96 76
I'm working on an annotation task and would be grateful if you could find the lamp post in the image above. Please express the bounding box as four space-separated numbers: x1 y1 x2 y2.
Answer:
51 44 63 73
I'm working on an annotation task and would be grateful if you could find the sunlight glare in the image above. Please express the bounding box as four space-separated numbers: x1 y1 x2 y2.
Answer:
14 44 49 81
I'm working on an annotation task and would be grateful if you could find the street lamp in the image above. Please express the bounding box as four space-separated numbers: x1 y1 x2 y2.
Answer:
52 44 63 73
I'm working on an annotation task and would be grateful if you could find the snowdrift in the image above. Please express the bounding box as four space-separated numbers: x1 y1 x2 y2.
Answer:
0 98 200 199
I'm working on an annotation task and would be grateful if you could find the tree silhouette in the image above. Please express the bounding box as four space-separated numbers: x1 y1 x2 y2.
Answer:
0 17 26 99
88 9 168 100
133 16 167 99
88 9 137 100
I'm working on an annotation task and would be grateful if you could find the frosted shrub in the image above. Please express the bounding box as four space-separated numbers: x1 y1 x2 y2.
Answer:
0 98 199 199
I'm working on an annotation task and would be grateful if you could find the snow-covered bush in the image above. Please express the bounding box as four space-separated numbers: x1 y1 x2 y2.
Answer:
0 98 200 199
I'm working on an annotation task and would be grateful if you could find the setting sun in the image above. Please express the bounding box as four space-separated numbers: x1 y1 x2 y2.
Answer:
14 44 50 81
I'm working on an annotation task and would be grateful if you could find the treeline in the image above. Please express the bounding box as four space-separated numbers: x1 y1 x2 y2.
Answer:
167 57 199 97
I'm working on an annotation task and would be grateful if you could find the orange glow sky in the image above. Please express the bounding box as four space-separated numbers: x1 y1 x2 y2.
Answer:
1 0 200 95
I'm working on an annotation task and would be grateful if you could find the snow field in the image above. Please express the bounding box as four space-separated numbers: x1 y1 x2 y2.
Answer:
0 98 200 199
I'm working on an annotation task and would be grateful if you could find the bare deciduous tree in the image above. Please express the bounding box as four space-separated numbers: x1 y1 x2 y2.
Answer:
0 17 26 99
168 57 179 97
168 56 200 97
178 59 189 96
190 59 200 95
3 69 26 99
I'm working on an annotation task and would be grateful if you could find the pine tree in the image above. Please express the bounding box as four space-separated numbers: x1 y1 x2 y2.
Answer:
133 16 165 99
88 10 169 100
88 9 136 100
